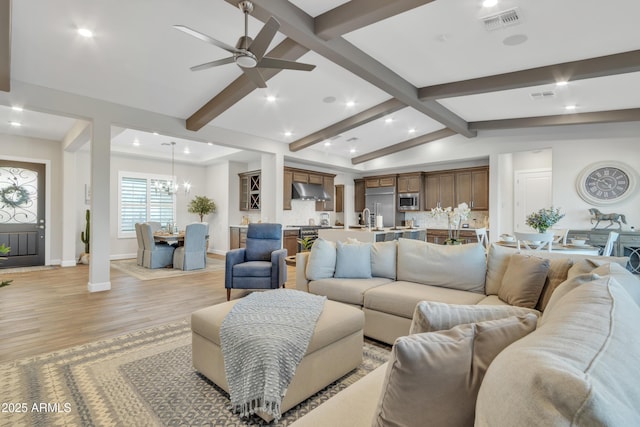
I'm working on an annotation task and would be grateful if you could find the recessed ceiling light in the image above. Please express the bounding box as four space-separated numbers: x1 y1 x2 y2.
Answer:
503 34 528 46
11 106 23 112
266 95 277 103
346 100 356 108
9 121 21 127
565 104 577 111
408 128 416 134
284 131 293 137
207 142 213 146
324 141 331 147
183 148 190 154
350 148 356 154
77 28 94 38
482 0 498 7
385 117 394 124
153 131 159 135
556 81 568 87
133 139 140 146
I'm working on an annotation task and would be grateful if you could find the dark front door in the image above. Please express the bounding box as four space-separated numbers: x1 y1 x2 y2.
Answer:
0 160 46 268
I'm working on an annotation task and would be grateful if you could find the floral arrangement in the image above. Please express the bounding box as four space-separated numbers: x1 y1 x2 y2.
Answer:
430 202 471 244
525 207 565 233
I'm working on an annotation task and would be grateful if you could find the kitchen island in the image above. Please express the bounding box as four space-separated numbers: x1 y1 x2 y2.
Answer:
318 227 426 243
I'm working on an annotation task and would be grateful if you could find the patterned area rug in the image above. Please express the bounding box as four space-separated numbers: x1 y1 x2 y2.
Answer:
1 320 391 426
111 257 225 280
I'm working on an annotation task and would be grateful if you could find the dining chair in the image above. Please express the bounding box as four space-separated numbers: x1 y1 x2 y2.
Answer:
147 221 162 233
550 228 569 245
140 223 175 268
602 231 619 256
475 227 489 250
514 231 554 252
134 222 145 266
173 222 208 270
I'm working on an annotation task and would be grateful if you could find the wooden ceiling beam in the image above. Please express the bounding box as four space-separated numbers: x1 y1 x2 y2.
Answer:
0 0 11 92
419 50 640 101
315 0 435 40
289 98 405 152
186 38 309 131
242 0 474 138
469 108 640 131
351 128 455 165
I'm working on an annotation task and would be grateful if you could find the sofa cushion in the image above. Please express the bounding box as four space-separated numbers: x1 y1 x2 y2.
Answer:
305 238 336 280
475 295 511 306
485 243 629 296
591 262 640 306
476 276 640 426
498 254 550 308
536 258 573 311
364 281 485 319
334 241 372 279
371 241 396 280
373 314 537 427
410 300 540 334
397 238 486 293
568 257 630 278
232 260 272 277
308 277 392 306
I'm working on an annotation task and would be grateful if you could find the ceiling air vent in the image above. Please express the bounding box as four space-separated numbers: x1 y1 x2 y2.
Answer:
530 90 556 100
481 8 521 31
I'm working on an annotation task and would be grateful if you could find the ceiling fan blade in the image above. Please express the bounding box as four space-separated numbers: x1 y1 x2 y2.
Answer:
243 67 267 88
190 57 236 71
173 25 241 55
249 17 280 60
258 57 316 71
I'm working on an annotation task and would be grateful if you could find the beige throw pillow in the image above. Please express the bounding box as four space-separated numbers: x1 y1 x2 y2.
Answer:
372 314 538 427
410 300 540 334
536 258 573 311
498 254 550 308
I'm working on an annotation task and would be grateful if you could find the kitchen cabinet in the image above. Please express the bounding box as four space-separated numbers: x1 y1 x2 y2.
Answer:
229 226 248 249
397 173 422 193
426 229 484 245
455 167 489 210
308 174 323 185
283 229 299 257
283 169 293 210
239 170 260 211
354 179 365 213
316 176 334 211
425 172 455 210
335 184 344 213
292 171 309 183
366 176 396 188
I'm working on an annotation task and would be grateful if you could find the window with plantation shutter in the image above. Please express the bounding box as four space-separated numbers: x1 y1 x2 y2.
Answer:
118 172 176 238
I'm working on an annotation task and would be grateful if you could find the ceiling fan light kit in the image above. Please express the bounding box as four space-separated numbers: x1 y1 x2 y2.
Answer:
174 0 315 88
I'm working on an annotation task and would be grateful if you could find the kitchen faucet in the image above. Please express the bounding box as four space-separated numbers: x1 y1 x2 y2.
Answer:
362 208 371 230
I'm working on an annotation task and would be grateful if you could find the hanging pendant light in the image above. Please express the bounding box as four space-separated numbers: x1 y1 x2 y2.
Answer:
155 141 191 195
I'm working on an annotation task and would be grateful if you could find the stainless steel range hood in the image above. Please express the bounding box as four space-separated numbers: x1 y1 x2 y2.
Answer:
292 182 332 201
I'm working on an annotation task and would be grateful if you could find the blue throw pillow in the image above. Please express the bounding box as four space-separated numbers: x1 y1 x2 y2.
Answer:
334 241 372 279
306 238 337 280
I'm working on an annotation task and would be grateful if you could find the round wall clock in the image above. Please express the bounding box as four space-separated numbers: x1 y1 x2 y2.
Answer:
576 161 636 205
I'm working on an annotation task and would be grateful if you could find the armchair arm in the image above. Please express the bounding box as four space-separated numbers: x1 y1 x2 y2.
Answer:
225 248 246 289
271 248 288 288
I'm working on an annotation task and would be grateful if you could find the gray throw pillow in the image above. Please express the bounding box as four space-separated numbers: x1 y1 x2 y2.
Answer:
334 240 372 279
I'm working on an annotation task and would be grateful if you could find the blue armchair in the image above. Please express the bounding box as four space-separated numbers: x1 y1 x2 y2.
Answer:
140 223 175 269
173 222 208 270
225 223 287 301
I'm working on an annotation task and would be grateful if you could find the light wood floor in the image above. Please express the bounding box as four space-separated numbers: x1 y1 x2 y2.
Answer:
0 255 297 362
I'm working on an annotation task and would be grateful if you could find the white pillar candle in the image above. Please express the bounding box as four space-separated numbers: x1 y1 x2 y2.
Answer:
376 215 383 229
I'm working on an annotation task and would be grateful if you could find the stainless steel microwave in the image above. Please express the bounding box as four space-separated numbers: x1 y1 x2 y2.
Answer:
398 193 420 210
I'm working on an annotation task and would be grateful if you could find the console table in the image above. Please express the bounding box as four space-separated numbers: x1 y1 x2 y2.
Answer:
568 229 640 274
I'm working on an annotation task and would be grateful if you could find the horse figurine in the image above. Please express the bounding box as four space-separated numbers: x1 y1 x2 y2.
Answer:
588 208 627 230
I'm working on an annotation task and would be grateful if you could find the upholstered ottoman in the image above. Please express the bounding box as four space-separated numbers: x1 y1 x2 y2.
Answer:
191 299 365 421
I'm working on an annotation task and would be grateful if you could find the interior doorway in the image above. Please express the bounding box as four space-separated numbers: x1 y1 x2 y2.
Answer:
514 169 552 232
0 160 46 268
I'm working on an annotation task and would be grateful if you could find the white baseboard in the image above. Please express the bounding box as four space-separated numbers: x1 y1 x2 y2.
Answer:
110 253 136 260
88 281 111 292
60 259 77 267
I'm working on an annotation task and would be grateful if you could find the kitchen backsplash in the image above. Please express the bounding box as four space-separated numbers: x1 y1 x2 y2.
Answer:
282 199 334 226
403 210 489 229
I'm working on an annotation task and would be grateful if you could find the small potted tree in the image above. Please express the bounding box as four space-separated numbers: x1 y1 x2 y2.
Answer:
0 243 12 287
188 196 217 222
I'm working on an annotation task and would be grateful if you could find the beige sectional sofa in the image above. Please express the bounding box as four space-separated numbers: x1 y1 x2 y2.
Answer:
292 239 640 426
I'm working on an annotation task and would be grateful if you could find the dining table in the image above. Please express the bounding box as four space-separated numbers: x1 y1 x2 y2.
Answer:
495 240 600 255
153 232 185 245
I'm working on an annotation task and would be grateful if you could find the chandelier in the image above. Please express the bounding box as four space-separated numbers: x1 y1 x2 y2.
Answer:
155 141 191 195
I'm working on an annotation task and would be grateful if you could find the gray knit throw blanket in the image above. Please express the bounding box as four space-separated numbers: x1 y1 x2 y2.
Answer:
220 289 326 421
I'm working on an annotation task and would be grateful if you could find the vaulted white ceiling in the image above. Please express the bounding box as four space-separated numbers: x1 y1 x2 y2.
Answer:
3 0 640 168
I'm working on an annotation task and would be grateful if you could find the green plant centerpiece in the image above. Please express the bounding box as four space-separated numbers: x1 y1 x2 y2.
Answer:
0 243 12 287
297 236 315 252
525 207 565 233
188 196 217 222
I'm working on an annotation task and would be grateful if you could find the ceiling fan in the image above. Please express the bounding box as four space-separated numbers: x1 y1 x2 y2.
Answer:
174 0 315 88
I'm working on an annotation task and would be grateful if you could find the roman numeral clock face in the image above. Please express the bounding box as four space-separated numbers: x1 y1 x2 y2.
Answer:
576 162 636 205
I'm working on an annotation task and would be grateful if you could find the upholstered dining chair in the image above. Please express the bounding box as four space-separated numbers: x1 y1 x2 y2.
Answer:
147 221 162 232
514 231 554 252
603 231 620 256
475 227 489 250
135 222 145 265
225 223 287 301
173 222 208 270
140 223 175 268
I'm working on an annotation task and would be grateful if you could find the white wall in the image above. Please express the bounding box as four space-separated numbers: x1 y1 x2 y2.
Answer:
205 162 230 254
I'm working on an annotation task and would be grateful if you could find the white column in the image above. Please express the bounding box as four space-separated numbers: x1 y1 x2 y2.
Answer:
260 153 283 224
88 119 111 292
60 150 77 267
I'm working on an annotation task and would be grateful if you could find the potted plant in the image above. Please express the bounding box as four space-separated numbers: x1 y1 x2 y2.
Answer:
526 207 565 234
430 202 471 244
0 243 12 287
297 237 315 252
79 209 90 265
188 196 217 222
